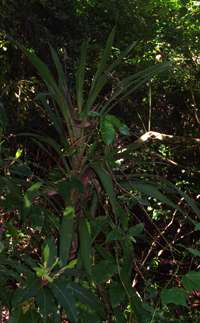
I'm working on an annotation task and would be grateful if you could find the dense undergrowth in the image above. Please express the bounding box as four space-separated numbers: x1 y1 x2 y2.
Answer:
0 1 200 322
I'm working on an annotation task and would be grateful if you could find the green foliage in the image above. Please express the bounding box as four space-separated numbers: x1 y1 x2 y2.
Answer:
161 288 187 306
0 1 200 322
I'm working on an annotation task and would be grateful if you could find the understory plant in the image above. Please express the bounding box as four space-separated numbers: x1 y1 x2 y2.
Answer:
0 30 200 322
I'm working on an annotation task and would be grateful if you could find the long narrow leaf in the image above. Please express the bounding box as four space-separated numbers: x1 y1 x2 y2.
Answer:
83 28 115 115
99 62 170 115
59 207 75 267
79 218 92 276
50 280 78 322
67 282 104 316
22 46 75 138
76 41 88 112
50 45 66 91
50 46 74 114
92 27 115 90
24 48 59 94
92 163 120 214
92 165 128 226
36 93 66 141
19 133 69 173
36 287 56 319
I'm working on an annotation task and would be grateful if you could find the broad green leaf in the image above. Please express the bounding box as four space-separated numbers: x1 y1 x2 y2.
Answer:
9 309 40 323
105 114 122 128
119 124 130 136
92 260 118 284
12 278 41 307
128 223 144 238
106 228 124 241
109 282 125 308
123 281 148 323
36 287 56 319
195 223 200 231
182 271 200 291
10 164 32 178
59 207 74 267
8 308 22 323
186 248 200 257
50 279 78 322
58 177 84 202
161 288 187 306
79 218 92 276
101 120 116 145
26 205 45 230
67 282 104 316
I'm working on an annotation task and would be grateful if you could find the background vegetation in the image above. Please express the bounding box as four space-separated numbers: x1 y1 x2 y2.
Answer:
0 0 200 322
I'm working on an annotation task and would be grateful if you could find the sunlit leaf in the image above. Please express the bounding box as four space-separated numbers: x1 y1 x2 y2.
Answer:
15 148 23 159
101 119 116 145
